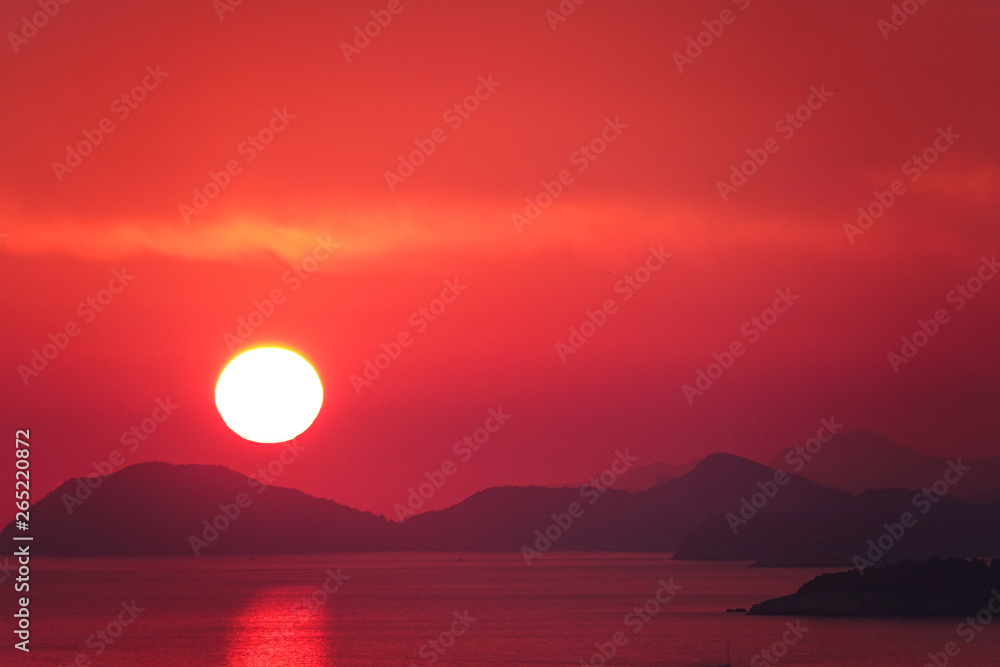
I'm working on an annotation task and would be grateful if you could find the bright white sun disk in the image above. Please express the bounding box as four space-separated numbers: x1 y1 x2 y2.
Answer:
215 347 323 443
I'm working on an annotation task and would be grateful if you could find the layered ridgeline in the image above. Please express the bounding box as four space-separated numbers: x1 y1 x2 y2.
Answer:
769 430 1000 503
568 459 702 492
400 453 849 554
675 438 1000 566
4 434 1000 563
2 453 847 557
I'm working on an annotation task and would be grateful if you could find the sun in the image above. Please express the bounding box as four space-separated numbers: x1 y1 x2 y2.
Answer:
215 347 323 443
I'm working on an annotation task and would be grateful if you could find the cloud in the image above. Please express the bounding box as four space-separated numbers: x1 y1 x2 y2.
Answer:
2 191 994 272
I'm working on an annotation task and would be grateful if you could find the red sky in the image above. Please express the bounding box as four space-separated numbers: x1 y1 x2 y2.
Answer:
2 0 998 518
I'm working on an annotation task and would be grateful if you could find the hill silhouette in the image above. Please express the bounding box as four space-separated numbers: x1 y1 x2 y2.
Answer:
750 557 1000 616
5 449 999 562
3 462 397 555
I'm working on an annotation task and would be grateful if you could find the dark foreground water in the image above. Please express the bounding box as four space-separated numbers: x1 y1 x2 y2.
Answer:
23 553 1000 666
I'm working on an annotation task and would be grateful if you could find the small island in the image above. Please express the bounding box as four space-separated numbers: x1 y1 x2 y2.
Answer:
749 558 1000 617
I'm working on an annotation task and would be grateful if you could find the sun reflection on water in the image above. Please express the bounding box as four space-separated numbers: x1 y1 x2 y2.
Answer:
225 586 332 667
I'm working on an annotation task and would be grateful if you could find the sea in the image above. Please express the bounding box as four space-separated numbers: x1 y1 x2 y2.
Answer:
22 553 1000 666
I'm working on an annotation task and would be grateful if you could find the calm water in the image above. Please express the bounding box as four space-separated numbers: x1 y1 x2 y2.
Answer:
25 553 1000 666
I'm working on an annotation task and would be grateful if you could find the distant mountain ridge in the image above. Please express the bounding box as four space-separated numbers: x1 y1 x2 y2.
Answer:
575 459 702 491
770 430 1000 503
400 452 853 553
5 435 999 563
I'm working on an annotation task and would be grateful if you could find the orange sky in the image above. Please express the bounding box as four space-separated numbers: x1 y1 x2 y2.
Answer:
2 0 998 517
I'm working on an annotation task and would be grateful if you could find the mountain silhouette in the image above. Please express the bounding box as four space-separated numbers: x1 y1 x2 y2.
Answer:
396 452 857 553
6 448 998 562
3 462 397 555
769 430 1000 502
